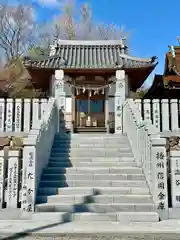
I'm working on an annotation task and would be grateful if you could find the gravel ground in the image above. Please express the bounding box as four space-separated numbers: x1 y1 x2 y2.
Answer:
1 233 180 240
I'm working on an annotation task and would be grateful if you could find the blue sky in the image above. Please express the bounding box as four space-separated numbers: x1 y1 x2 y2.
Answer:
8 0 180 87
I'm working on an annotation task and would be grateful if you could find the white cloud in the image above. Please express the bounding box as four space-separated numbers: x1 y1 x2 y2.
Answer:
35 0 62 7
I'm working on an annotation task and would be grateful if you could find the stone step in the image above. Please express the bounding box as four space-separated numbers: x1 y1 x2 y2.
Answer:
43 167 142 174
73 212 159 222
51 147 132 153
32 211 158 222
47 162 137 168
52 143 131 148
36 194 152 205
38 187 150 196
49 156 135 162
39 180 147 188
41 173 145 181
50 152 133 157
35 202 155 213
31 212 71 222
54 138 129 143
55 134 127 139
53 141 130 146
66 137 128 141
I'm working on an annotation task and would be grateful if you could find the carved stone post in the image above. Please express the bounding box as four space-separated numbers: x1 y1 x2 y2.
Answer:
114 70 126 134
151 137 168 220
105 87 109 132
54 70 66 132
170 150 180 208
21 137 37 213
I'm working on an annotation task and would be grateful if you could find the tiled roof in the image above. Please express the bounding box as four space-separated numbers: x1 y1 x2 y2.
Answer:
24 40 158 69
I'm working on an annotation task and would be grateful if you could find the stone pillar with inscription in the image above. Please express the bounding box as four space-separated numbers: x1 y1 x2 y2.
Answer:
170 150 180 208
5 98 13 132
0 150 5 208
114 70 126 134
21 137 37 213
105 87 109 132
7 151 20 208
151 137 168 220
54 70 66 132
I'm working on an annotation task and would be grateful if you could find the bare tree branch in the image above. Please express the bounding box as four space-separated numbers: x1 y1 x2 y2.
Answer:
38 1 128 47
0 3 37 62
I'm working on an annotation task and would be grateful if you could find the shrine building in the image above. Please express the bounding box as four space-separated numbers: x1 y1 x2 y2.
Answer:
23 39 158 133
144 45 180 99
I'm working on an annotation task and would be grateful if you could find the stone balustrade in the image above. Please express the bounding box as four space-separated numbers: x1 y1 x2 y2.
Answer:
0 98 48 133
21 98 58 213
134 99 180 132
123 99 169 219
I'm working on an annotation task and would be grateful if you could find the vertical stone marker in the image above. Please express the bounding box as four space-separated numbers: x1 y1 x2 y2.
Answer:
170 150 180 208
23 99 31 132
54 69 66 132
161 99 169 131
115 70 125 134
6 98 13 132
15 99 22 132
22 138 36 213
143 99 151 122
40 98 48 119
152 99 160 132
0 150 5 208
105 87 109 131
32 99 40 126
7 151 20 208
151 137 168 220
0 99 5 132
170 99 179 131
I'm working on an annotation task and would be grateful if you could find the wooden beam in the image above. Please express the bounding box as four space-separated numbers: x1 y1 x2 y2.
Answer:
164 75 180 82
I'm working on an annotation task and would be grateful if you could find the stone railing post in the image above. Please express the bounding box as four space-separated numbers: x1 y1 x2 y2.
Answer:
7 150 20 208
151 137 169 220
170 150 180 208
21 137 37 213
0 150 5 208
170 99 179 131
115 70 125 134
54 70 66 132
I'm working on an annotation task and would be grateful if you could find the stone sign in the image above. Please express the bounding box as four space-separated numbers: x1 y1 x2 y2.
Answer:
114 70 125 133
15 100 22 132
152 140 168 219
7 151 19 208
170 151 180 207
0 151 4 208
6 100 13 132
22 146 36 212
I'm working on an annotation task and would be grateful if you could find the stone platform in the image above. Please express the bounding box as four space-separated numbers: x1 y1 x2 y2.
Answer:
0 219 180 240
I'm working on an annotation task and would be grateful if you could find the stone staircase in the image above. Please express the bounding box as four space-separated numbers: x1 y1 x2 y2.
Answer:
34 133 159 223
